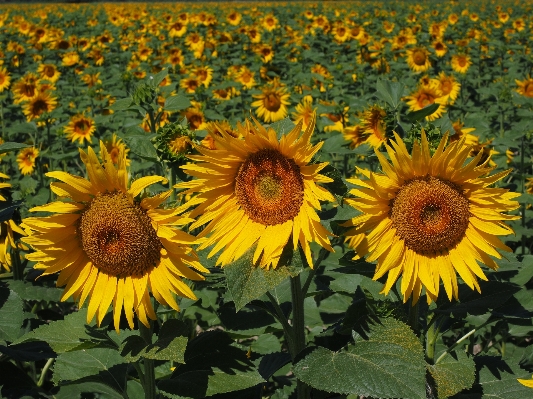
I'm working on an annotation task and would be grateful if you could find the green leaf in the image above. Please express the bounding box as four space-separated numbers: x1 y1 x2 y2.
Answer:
293 318 426 398
123 135 158 161
375 79 406 109
0 201 22 224
164 95 191 112
0 142 30 155
270 117 296 139
0 288 25 342
428 351 475 399
250 334 281 355
320 164 348 197
13 309 95 353
121 319 188 363
406 103 441 122
457 356 532 398
225 245 304 311
151 68 169 87
54 381 124 399
204 109 224 120
158 330 265 398
7 280 62 302
52 347 127 394
110 97 133 111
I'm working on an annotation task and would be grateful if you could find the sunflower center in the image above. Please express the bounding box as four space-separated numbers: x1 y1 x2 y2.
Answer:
413 50 426 65
417 93 434 107
458 57 467 67
440 80 452 94
525 82 533 97
264 93 281 111
78 192 162 276
235 149 304 226
32 100 48 115
390 176 470 254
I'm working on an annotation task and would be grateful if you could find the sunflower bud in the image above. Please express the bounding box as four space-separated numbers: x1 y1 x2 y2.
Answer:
154 120 195 164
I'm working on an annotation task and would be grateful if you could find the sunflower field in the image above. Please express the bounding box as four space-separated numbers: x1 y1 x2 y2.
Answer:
1 1 533 398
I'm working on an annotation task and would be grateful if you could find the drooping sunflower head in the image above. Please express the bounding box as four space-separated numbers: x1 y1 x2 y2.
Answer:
22 142 207 331
344 132 520 304
154 120 195 163
176 113 336 269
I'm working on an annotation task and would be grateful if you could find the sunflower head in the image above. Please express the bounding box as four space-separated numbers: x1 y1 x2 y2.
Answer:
154 120 195 163
344 131 520 304
176 113 336 269
23 142 207 332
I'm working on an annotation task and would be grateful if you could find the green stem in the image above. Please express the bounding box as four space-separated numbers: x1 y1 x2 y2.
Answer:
290 275 311 399
407 298 420 333
266 291 295 358
138 322 156 399
301 248 327 297
37 358 54 387
12 247 23 281
425 314 439 364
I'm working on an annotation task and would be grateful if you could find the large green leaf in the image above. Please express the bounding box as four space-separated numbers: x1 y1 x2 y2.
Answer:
428 351 476 399
13 309 94 353
120 319 188 363
375 79 406 109
164 95 191 112
110 97 133 111
52 347 128 395
0 288 25 342
406 103 441 122
293 318 426 398
123 135 158 161
158 330 265 398
7 280 62 302
0 142 30 155
225 245 304 311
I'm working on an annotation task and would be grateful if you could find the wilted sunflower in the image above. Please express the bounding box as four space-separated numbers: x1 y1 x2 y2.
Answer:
17 147 39 175
515 76 533 98
406 47 431 72
344 132 519 303
22 143 207 331
252 85 291 123
176 114 335 269
64 114 96 144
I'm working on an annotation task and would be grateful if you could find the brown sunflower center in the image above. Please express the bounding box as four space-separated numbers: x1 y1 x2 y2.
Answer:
390 176 470 254
417 93 434 107
413 50 427 65
235 149 304 226
74 120 91 134
525 82 533 97
440 80 452 94
264 93 281 111
78 191 162 276
32 99 49 115
457 57 467 67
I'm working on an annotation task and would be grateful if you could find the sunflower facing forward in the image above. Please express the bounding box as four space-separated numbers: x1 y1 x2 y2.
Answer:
176 114 335 269
344 132 519 303
22 143 207 331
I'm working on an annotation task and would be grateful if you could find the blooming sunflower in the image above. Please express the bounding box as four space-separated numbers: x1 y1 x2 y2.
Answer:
344 132 519 303
22 92 58 122
22 143 206 331
62 51 80 67
515 76 533 98
17 147 39 175
431 72 461 104
406 47 432 72
0 66 11 93
102 134 130 166
64 114 96 144
360 105 388 148
343 125 366 149
37 63 61 83
175 114 335 269
252 86 291 123
405 85 446 121
292 95 316 131
451 54 472 74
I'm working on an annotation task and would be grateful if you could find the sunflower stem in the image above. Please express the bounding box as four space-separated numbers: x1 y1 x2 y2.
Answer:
290 274 311 399
266 291 295 358
138 321 157 399
12 247 23 281
407 298 420 333
37 358 54 387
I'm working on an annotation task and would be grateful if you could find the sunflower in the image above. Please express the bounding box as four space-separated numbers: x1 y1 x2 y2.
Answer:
22 143 207 331
0 173 26 272
432 40 447 57
451 54 472 74
37 63 61 83
17 147 39 175
450 121 479 146
12 72 39 104
292 95 316 131
252 86 291 123
102 134 130 166
64 114 96 144
180 76 200 93
62 51 80 67
360 105 388 148
406 47 431 72
201 120 239 150
227 11 242 26
22 92 58 122
192 65 213 88
182 104 206 131
515 77 533 98
343 125 366 149
176 114 335 269
0 66 11 92
235 67 256 89
431 72 461 104
405 86 446 121
343 132 519 303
